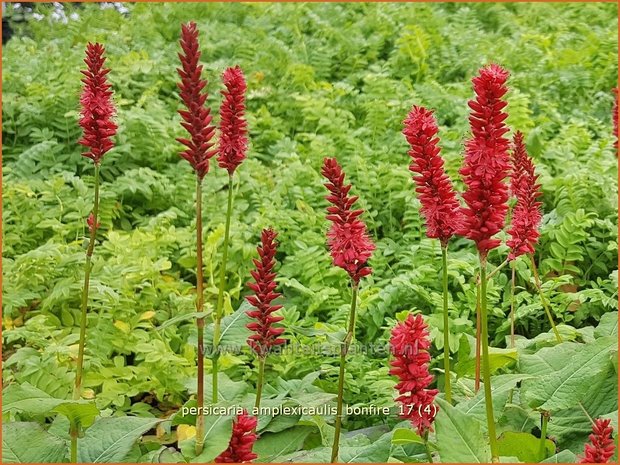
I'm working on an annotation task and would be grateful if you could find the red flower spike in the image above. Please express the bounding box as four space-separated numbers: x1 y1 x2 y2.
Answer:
458 64 511 259
321 158 375 284
506 132 543 260
402 106 463 246
245 228 286 357
218 66 248 174
579 418 615 463
613 88 618 154
214 411 258 463
389 314 439 436
176 22 217 180
78 43 117 165
87 212 100 233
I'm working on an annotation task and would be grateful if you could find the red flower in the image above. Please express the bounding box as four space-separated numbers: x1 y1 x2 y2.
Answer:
215 411 258 463
218 66 248 174
246 228 285 357
87 212 100 233
506 132 542 260
402 106 463 246
579 418 615 463
321 158 375 284
389 314 438 436
613 88 618 154
458 64 511 259
78 43 117 165
176 22 217 180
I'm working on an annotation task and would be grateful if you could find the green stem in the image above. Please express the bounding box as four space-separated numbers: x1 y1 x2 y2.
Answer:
254 357 266 413
441 246 452 404
479 258 499 462
528 254 562 343
195 178 206 455
510 260 516 348
474 278 481 394
423 430 433 463
73 163 100 400
70 427 78 463
538 412 549 460
330 283 358 463
487 258 508 281
212 174 235 403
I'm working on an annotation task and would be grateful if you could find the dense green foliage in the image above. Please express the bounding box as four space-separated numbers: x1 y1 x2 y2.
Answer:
2 2 618 463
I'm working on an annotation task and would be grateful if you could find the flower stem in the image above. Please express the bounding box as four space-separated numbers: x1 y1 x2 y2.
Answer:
423 430 434 463
195 178 206 455
70 426 78 463
474 278 481 394
510 260 516 348
212 174 235 403
331 283 358 463
538 412 549 460
254 357 266 413
479 258 499 462
528 254 562 343
74 164 100 401
487 258 508 281
441 246 452 404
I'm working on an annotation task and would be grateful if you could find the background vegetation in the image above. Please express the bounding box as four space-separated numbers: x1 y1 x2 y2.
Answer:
2 2 618 462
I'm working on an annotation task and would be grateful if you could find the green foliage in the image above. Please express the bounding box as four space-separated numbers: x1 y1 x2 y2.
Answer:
2 2 618 463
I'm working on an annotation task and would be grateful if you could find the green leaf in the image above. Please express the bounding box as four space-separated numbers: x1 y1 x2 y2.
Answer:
3 422 68 463
340 432 391 462
434 397 491 463
594 311 618 338
3 382 67 414
391 428 424 445
254 426 314 462
497 431 554 462
53 401 100 431
78 416 163 463
541 450 577 463
204 301 253 350
179 414 233 463
455 347 518 377
522 336 616 411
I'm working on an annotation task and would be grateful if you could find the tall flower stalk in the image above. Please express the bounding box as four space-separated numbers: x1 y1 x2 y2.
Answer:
506 132 560 344
459 64 512 462
212 66 248 404
402 106 462 403
246 228 285 414
321 158 375 463
176 21 217 455
73 41 117 462
390 314 439 462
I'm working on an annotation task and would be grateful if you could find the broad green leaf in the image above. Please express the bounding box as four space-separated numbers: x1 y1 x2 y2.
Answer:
541 450 578 463
340 432 391 462
3 382 67 414
78 416 162 463
3 422 68 463
391 428 424 445
522 336 616 411
179 414 233 463
204 301 253 350
53 401 100 430
594 311 618 338
497 431 555 462
434 397 491 463
455 347 518 377
254 426 314 462
519 342 580 375
457 374 531 426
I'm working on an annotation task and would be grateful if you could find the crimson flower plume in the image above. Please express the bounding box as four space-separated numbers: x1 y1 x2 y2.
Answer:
506 132 542 260
579 418 615 463
78 43 117 164
459 64 511 259
246 228 285 357
215 411 258 463
176 22 217 180
402 106 462 246
321 158 375 284
218 66 248 174
613 88 618 154
389 314 438 436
